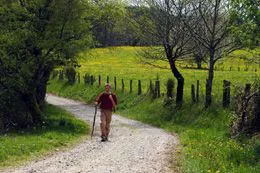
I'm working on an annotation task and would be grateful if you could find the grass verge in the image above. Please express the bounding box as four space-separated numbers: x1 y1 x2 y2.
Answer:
0 104 89 169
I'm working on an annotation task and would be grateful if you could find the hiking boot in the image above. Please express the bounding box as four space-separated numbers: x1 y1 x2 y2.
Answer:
101 136 106 142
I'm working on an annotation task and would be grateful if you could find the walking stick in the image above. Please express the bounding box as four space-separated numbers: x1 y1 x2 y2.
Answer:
91 105 98 139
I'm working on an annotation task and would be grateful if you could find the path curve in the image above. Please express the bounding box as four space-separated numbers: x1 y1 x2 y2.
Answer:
3 94 178 173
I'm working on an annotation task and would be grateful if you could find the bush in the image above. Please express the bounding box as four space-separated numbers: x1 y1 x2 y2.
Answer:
0 89 34 132
0 113 3 133
84 73 95 85
230 80 260 136
166 78 174 98
65 67 76 85
59 70 64 80
52 70 59 79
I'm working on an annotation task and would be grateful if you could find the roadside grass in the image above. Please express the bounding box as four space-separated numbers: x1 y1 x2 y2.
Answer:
48 46 260 172
0 104 89 168
120 98 260 173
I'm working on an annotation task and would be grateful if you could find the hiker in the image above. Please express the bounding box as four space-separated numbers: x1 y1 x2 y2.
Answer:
95 83 117 142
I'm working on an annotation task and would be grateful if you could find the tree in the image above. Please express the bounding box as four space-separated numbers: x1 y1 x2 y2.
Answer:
0 0 93 130
112 6 155 46
91 0 125 47
191 40 208 69
137 0 194 106
230 0 260 48
186 0 238 107
230 0 260 65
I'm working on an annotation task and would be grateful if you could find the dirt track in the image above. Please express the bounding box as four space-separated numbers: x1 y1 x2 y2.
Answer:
3 94 178 173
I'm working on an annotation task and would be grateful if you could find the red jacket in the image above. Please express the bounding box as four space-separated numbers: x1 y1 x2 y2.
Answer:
96 92 118 111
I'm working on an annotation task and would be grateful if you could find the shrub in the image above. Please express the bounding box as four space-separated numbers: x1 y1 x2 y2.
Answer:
0 89 34 132
52 70 59 79
59 70 64 80
166 78 174 98
84 73 95 85
65 67 76 85
230 80 260 137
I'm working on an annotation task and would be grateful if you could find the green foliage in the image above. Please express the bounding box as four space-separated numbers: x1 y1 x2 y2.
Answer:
166 78 174 98
52 70 59 79
91 0 126 47
231 80 260 136
0 104 89 168
0 0 93 129
230 0 260 48
59 70 64 81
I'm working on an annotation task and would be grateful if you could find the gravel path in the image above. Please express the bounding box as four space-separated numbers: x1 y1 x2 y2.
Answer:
2 94 179 173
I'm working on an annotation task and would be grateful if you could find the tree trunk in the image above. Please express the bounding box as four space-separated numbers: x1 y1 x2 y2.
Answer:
205 52 215 108
23 93 45 125
36 68 52 109
169 59 184 106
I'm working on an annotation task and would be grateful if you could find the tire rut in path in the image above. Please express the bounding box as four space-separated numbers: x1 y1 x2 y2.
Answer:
3 94 179 173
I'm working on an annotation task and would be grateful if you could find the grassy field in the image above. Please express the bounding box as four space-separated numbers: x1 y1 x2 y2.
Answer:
48 46 260 173
0 104 89 169
77 46 259 102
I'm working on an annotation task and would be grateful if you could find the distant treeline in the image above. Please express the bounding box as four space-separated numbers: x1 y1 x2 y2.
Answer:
92 6 158 47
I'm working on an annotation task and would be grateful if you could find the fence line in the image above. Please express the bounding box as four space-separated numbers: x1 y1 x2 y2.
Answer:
52 71 254 108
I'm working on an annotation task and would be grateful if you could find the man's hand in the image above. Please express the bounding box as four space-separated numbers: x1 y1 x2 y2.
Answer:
95 102 98 106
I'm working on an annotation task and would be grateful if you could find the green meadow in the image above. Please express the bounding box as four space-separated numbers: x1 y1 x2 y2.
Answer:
0 105 89 169
78 46 259 101
48 46 260 173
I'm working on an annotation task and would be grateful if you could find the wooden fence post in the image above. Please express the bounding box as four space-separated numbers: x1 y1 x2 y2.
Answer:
245 84 251 95
196 80 200 102
107 76 109 84
138 80 142 95
114 77 117 91
98 75 101 87
223 80 231 107
191 84 196 103
155 80 160 98
122 79 125 93
130 80 133 93
78 73 80 84
91 75 94 85
149 80 154 96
